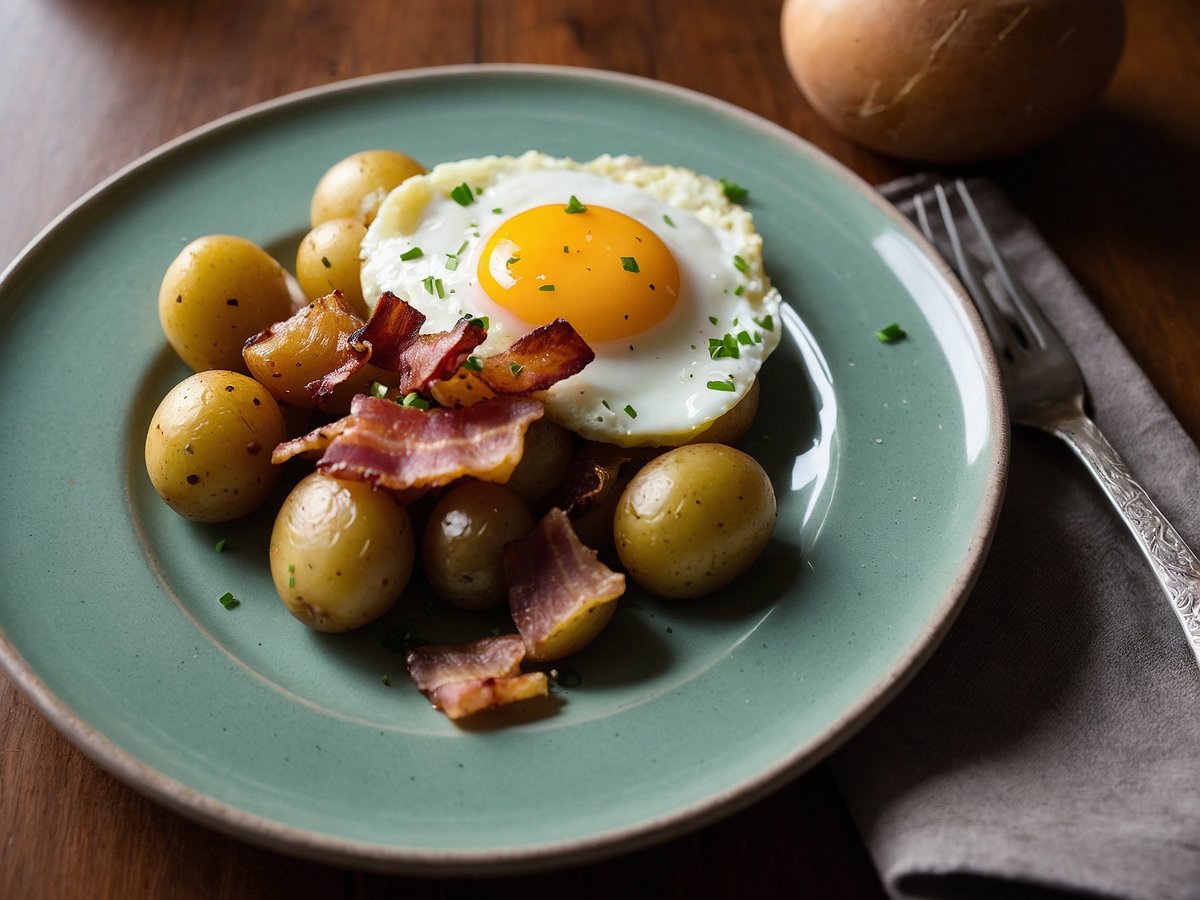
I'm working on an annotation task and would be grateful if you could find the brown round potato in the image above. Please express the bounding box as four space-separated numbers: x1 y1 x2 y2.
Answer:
295 218 369 317
503 418 575 505
310 150 426 227
422 482 535 609
270 472 414 632
144 370 286 522
158 235 294 373
614 444 776 599
780 0 1125 162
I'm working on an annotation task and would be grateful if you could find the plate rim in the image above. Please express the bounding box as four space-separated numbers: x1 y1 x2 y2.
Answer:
0 63 1009 874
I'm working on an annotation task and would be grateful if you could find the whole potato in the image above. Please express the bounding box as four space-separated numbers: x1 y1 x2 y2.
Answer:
295 218 369 317
503 418 575 505
422 482 535 609
159 235 294 373
310 150 426 227
780 0 1125 162
270 472 414 632
614 444 776 599
145 370 286 522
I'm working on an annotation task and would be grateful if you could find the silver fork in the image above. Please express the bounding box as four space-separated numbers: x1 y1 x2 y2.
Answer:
914 178 1200 670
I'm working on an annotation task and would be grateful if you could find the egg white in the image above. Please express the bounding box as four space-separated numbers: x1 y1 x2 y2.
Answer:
361 151 782 446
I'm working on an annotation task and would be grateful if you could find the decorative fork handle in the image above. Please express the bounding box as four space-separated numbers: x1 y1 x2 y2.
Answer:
1050 412 1200 665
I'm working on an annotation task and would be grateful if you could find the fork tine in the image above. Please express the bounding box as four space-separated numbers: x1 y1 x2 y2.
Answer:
931 183 1020 358
953 179 1056 350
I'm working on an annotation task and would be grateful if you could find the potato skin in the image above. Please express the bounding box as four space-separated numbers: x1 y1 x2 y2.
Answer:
158 235 294 373
422 482 535 610
614 444 776 599
270 472 414 632
310 150 426 227
145 370 286 522
295 218 369 318
502 418 575 505
780 0 1125 162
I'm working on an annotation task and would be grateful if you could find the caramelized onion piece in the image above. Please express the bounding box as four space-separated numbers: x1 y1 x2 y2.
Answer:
505 508 625 662
406 635 548 720
317 394 544 490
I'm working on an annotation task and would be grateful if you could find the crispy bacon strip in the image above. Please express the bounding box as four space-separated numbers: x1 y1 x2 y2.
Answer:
316 394 544 490
271 417 353 465
406 635 548 721
505 508 626 650
406 635 525 691
395 316 488 394
427 674 549 720
477 319 595 395
307 292 425 401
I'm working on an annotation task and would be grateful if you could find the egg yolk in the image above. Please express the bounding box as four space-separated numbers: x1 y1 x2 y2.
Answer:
477 203 679 344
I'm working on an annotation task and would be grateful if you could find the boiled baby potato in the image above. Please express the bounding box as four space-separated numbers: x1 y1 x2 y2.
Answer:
614 444 776 599
159 235 294 372
270 472 414 632
422 482 535 610
310 150 426 227
295 218 369 318
780 0 1125 161
502 418 575 505
145 370 286 522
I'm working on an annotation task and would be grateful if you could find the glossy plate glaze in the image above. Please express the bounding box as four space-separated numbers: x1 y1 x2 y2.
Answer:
0 66 1006 873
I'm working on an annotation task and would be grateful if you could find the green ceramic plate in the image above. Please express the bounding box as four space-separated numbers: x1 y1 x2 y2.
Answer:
0 66 1006 872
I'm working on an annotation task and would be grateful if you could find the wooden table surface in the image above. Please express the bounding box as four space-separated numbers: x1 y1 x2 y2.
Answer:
3 1 1197 897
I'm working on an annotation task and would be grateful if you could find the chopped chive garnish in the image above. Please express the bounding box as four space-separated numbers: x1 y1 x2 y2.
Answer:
623 404 637 418
720 178 749 203
733 285 745 296
601 399 612 410
450 183 475 206
707 378 736 392
732 255 749 273
400 246 423 261
445 256 459 271
400 392 430 409
620 256 640 273
467 315 489 330
663 213 675 227
464 356 484 372
381 674 391 686
369 380 389 399
287 564 295 588
215 538 228 553
564 195 588 214
538 283 556 292
876 323 907 343
708 315 719 325
752 314 775 331
737 330 753 345
708 334 741 360
218 591 239 610
434 278 445 299
509 362 524 376
320 256 332 269
506 256 520 266
492 207 502 214
563 244 570 253
422 275 434 294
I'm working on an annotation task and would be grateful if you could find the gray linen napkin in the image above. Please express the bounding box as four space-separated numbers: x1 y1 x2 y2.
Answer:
830 176 1200 900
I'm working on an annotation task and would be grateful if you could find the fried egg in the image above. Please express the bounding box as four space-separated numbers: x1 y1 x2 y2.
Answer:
360 151 781 446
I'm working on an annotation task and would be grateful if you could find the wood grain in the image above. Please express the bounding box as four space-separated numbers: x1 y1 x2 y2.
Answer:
2 1 1197 897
